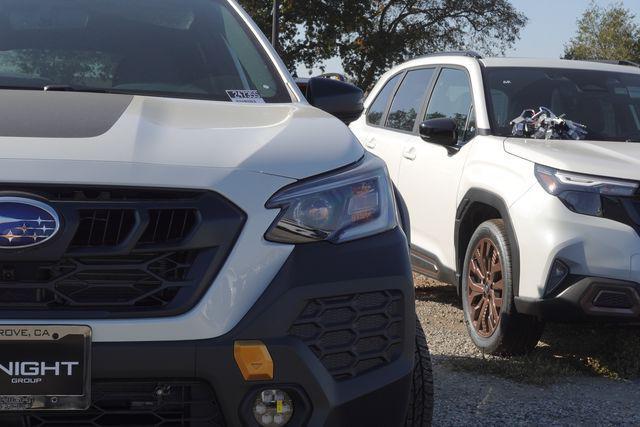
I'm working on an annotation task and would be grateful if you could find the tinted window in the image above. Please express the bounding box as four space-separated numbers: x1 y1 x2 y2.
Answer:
386 69 434 131
425 68 473 140
0 0 290 102
367 74 401 125
484 67 640 142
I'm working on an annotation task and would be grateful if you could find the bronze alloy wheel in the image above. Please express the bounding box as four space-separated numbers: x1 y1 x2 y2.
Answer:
467 238 504 338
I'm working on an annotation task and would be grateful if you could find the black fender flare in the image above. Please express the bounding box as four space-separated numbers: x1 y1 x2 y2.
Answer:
455 189 521 297
393 184 410 247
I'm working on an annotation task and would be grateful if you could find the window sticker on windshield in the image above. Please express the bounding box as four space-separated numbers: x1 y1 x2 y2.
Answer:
226 90 265 104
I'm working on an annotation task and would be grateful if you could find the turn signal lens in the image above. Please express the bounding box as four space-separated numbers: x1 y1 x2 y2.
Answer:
234 341 273 381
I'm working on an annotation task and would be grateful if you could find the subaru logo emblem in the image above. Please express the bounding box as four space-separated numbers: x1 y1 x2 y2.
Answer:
0 197 60 248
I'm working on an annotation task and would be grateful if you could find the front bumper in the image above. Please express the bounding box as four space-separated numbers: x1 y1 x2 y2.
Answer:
0 228 415 426
510 183 640 300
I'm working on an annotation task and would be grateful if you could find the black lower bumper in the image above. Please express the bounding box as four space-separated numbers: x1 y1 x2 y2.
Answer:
0 228 415 426
515 277 640 322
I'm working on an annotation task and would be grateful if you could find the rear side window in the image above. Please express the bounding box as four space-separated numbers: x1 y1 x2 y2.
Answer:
367 74 401 125
426 68 473 138
386 69 435 131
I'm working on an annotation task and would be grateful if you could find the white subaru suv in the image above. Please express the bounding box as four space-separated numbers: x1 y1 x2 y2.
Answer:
0 0 434 425
351 52 640 355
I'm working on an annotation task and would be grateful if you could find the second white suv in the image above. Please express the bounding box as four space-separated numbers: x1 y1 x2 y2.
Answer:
351 52 640 355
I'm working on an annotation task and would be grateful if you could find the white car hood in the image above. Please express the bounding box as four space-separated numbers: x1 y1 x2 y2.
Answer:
504 137 640 180
0 90 363 180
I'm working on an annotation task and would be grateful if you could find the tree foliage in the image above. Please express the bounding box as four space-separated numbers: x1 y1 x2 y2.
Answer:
564 1 640 63
239 0 527 90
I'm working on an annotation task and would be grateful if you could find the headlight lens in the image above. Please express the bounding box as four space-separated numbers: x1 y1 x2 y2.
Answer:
535 164 638 216
265 154 398 244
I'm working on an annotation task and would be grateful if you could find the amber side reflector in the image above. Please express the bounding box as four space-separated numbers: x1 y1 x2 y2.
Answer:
234 341 274 381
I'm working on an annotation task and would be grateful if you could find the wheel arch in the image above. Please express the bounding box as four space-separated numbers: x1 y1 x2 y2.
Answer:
455 188 521 296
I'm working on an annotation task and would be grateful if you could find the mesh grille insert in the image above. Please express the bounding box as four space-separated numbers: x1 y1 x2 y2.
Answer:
290 290 404 381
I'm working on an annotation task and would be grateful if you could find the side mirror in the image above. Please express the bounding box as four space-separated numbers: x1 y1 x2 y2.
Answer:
419 118 458 147
302 77 364 125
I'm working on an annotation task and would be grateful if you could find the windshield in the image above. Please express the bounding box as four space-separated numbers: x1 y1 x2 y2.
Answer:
484 67 640 142
0 0 291 102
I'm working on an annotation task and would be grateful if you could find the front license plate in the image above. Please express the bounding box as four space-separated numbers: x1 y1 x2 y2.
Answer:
0 325 91 411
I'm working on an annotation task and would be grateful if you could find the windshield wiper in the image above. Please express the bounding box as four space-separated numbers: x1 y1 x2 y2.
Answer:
625 133 640 143
43 85 110 93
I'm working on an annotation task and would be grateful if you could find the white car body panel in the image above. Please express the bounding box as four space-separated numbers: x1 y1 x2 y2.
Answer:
398 135 471 269
0 92 363 180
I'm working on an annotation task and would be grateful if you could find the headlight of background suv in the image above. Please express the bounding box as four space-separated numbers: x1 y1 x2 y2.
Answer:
265 154 398 244
535 164 639 217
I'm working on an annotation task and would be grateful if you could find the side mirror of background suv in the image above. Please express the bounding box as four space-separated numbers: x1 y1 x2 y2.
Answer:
419 118 458 146
297 77 364 125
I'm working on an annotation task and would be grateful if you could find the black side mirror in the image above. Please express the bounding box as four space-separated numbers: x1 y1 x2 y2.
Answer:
302 77 364 125
419 118 458 147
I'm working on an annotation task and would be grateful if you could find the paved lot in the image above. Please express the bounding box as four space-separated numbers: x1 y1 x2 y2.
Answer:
414 275 640 426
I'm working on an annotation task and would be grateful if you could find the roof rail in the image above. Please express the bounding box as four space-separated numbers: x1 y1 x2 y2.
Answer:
418 51 483 60
586 59 640 68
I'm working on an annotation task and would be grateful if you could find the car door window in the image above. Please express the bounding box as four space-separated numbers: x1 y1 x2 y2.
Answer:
366 74 401 126
386 68 435 132
462 105 477 143
425 68 475 143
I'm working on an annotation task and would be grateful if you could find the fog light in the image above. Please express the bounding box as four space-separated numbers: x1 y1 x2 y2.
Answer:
253 389 293 426
546 259 569 296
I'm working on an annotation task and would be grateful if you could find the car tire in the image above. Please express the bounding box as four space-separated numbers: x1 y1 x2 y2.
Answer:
461 219 544 356
405 319 434 427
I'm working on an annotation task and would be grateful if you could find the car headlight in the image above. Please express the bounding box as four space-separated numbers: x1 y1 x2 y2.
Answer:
265 154 398 244
535 164 638 217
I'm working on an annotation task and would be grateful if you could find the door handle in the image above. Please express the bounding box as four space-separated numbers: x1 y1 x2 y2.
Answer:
403 147 417 161
365 138 377 149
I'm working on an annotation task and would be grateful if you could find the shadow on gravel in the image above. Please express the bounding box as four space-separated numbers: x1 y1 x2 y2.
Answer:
414 278 461 309
442 323 640 385
416 274 640 385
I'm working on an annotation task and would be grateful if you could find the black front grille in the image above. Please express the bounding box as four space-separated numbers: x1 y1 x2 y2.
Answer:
12 380 225 427
290 290 404 381
0 186 245 318
72 209 136 248
138 209 199 246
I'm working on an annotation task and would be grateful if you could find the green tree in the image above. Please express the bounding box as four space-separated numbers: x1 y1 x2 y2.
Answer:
564 1 640 63
240 0 527 90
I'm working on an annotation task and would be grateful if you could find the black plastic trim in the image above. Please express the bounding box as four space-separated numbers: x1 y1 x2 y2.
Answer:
455 189 521 295
515 277 640 321
410 245 457 285
394 184 411 245
416 51 483 60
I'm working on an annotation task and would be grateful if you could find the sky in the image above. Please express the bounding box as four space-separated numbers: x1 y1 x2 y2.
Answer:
296 0 640 77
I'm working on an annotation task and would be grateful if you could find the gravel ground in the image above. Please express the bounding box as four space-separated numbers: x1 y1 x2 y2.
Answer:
414 274 640 426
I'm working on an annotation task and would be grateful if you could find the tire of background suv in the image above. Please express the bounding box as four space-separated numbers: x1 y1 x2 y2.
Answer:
461 220 544 356
405 319 434 427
